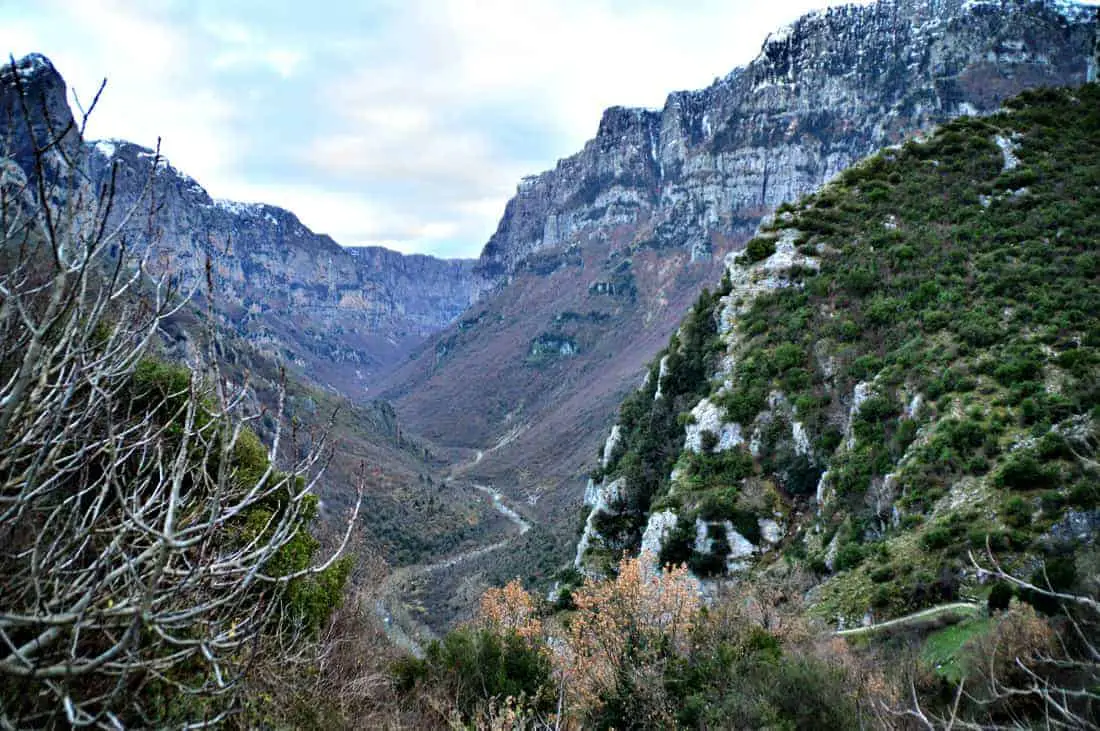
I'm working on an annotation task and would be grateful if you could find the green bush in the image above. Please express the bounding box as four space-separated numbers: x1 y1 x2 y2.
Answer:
659 515 696 568
772 343 806 372
994 451 1058 491
987 581 1014 612
1001 495 1034 529
834 541 867 572
394 628 552 718
922 526 955 551
870 565 896 583
743 236 777 263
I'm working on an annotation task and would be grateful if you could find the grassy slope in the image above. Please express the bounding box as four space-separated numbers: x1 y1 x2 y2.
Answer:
596 84 1100 621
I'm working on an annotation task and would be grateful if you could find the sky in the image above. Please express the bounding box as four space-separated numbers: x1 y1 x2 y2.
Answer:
1 0 870 259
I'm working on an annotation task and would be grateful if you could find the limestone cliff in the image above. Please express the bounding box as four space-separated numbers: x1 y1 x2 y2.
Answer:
574 80 1100 628
389 0 1097 593
478 0 1095 278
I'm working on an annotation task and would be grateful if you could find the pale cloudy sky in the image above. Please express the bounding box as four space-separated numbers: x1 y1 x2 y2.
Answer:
1 0 867 259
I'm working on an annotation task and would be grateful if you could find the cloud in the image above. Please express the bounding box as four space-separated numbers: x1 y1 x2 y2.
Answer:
0 0 869 259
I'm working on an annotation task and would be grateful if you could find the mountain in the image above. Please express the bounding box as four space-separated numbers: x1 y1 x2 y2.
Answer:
576 80 1100 625
0 53 516 569
85 137 493 393
2 53 495 395
379 0 1098 591
389 82 1100 729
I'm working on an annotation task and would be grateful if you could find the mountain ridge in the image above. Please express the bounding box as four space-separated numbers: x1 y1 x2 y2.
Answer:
2 52 496 395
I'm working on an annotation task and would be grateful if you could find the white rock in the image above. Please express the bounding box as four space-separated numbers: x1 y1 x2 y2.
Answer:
994 134 1020 171
583 478 599 507
693 519 712 554
724 524 758 573
824 532 840 572
846 381 874 448
574 478 626 570
654 355 670 400
641 509 678 557
601 424 622 468
725 523 758 559
759 518 784 545
684 398 744 453
792 421 812 457
905 393 923 420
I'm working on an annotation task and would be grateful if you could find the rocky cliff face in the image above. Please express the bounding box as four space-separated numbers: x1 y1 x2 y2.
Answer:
84 138 492 388
478 0 1095 278
1 54 493 392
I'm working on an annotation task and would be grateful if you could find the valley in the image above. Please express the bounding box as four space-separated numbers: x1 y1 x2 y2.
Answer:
2 0 1099 726
374 476 533 657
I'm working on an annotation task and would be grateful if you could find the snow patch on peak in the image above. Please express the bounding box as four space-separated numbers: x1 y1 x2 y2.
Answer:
92 140 117 159
215 199 264 216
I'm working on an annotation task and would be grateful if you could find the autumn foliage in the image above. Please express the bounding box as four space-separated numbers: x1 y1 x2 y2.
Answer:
560 553 700 721
478 578 544 642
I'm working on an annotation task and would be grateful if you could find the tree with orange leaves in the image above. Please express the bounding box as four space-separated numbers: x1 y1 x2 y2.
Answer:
478 578 543 642
560 552 700 725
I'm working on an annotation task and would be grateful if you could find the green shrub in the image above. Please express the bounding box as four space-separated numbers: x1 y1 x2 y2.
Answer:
743 237 777 263
987 581 1014 612
772 343 805 372
834 542 867 572
658 515 696 568
922 526 955 551
994 451 1058 491
870 565 896 583
1001 495 1034 529
395 628 552 717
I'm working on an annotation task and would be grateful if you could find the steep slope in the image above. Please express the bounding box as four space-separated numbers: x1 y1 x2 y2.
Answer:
381 0 1097 589
84 137 492 393
578 83 1100 627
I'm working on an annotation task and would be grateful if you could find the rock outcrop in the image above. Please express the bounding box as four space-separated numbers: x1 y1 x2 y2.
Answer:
386 0 1096 591
574 73 1100 627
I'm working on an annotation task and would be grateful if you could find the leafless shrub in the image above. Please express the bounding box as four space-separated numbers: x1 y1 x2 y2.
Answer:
0 61 361 728
893 548 1099 730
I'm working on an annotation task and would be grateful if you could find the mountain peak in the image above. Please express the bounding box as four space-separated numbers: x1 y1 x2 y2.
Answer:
2 52 60 85
0 53 79 182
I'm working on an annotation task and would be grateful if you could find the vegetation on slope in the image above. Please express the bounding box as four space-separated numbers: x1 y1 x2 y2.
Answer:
0 84 361 725
583 84 1099 620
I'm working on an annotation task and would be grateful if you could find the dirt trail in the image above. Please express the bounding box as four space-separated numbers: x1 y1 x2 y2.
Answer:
835 602 981 637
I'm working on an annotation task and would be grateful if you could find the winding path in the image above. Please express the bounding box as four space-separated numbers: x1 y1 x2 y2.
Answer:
373 471 531 657
835 602 981 638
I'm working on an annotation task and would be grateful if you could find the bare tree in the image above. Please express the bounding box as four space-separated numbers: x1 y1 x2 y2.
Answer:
0 58 362 728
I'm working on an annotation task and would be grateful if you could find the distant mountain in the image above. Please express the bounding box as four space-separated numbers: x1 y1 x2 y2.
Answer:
0 53 510 568
378 0 1098 594
2 52 495 395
